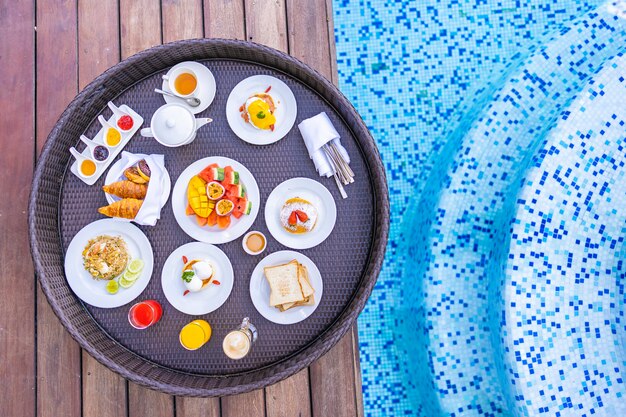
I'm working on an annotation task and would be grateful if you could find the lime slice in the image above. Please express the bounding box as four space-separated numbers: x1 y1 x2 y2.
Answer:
127 259 144 274
119 277 135 289
123 270 141 282
105 280 119 294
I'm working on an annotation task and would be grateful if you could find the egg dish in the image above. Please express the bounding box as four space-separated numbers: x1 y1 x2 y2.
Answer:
280 197 318 234
240 91 276 131
181 257 218 294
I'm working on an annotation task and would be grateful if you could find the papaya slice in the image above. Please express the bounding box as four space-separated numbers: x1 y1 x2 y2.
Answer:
217 214 231 229
196 215 208 226
207 209 218 227
185 204 195 216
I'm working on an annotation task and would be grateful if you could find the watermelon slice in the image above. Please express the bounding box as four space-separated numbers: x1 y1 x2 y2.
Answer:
198 163 219 182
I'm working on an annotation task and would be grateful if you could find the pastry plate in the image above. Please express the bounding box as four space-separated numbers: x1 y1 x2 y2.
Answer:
249 250 323 325
161 242 234 315
264 178 336 249
64 219 154 308
226 75 297 145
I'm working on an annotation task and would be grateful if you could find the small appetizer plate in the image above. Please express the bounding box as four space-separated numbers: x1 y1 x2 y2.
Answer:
161 242 234 315
104 154 172 206
250 250 323 325
265 178 337 249
64 219 154 308
226 75 297 145
161 61 216 114
172 156 260 244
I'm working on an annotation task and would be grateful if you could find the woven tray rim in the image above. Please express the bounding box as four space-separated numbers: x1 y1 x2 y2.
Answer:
29 38 389 396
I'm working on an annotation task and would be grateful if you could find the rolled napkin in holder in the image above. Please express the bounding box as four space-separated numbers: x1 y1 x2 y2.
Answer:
298 112 350 177
101 151 170 226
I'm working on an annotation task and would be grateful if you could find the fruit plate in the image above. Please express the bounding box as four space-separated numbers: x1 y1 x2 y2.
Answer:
171 156 260 244
63 219 154 308
264 178 337 249
161 242 234 315
226 75 297 145
249 250 323 325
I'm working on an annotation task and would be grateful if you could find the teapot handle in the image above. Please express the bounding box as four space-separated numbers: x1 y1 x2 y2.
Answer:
140 127 154 138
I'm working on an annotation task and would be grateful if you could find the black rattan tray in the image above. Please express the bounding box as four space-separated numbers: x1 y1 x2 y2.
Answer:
29 39 389 396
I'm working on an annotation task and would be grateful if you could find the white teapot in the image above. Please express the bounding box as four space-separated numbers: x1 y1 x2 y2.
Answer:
141 103 212 147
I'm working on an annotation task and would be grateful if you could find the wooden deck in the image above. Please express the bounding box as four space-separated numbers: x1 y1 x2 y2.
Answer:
0 1 363 416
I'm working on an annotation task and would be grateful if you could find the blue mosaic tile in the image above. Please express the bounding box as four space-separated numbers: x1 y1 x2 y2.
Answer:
333 0 626 415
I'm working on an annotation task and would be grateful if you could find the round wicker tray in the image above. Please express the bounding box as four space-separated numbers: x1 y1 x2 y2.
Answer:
28 39 389 396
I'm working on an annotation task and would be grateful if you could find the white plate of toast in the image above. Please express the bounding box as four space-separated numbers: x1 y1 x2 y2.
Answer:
249 250 323 325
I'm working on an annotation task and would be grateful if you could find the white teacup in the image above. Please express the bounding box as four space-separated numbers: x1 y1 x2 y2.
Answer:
163 67 198 98
140 103 212 147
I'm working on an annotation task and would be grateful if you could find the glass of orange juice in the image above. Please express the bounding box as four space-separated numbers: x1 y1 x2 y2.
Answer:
179 319 212 351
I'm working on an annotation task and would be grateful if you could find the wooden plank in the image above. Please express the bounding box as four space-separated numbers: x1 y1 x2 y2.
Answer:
244 0 288 50
77 2 126 416
204 0 245 40
35 1 82 416
265 369 311 417
162 0 203 42
286 0 332 78
310 333 359 417
351 327 365 417
324 0 338 85
128 383 174 417
120 0 161 59
82 357 126 417
176 396 221 417
118 1 175 414
0 1 36 416
222 390 265 417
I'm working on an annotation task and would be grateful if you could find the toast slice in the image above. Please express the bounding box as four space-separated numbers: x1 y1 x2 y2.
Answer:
264 261 304 307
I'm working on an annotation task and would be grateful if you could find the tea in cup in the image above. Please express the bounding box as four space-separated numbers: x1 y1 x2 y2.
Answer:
164 67 198 97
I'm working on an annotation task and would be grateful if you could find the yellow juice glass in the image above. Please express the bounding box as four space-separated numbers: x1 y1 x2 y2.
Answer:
179 319 211 350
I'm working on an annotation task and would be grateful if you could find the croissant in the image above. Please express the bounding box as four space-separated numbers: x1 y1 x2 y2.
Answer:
124 167 149 184
98 198 143 219
102 180 147 199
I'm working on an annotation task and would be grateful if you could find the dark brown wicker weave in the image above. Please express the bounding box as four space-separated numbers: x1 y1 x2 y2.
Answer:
28 39 389 396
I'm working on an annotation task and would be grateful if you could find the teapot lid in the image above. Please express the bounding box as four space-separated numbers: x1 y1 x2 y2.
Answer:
152 104 195 145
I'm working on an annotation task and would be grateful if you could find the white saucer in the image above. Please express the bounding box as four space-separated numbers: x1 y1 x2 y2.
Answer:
64 219 154 308
161 242 234 315
104 158 171 207
264 178 337 249
161 61 216 114
226 75 297 145
171 156 260 244
249 250 323 325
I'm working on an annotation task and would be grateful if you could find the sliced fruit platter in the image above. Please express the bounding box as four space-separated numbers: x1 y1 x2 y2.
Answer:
172 156 260 244
185 163 253 229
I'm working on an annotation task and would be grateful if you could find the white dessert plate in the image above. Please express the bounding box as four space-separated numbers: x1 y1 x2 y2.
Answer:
264 178 336 249
161 242 234 315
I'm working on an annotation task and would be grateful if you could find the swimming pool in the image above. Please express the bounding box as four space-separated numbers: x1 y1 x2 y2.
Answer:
333 1 626 415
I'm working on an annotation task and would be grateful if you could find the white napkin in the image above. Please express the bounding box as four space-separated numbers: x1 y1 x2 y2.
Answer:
298 112 350 177
106 151 169 226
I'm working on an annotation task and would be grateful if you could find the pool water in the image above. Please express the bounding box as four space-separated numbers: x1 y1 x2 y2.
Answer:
333 1 626 415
